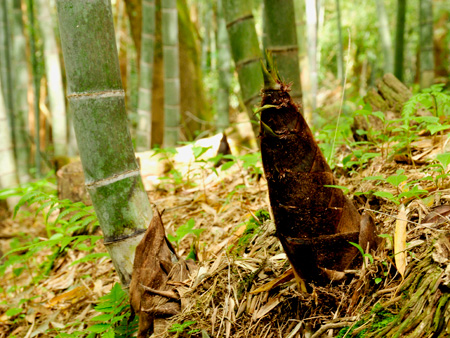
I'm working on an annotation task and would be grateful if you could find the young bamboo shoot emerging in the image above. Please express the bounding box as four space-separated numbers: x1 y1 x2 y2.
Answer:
260 58 376 286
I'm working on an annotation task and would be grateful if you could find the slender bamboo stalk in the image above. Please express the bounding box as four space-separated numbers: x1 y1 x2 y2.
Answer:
38 0 67 157
394 0 406 82
375 0 394 74
294 0 306 61
419 0 434 88
0 0 16 152
11 0 31 182
201 1 212 71
304 0 318 121
123 0 142 63
116 0 129 98
222 0 263 138
162 0 180 147
178 0 212 140
216 0 231 132
335 0 344 85
150 0 164 147
0 69 19 209
25 0 41 177
56 0 153 286
136 0 156 151
263 0 302 105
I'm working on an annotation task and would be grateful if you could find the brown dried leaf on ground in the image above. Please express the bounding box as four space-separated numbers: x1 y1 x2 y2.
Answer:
129 208 193 338
423 204 450 224
394 205 408 278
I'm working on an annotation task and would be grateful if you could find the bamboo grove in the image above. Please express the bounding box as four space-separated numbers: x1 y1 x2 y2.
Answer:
1 0 447 197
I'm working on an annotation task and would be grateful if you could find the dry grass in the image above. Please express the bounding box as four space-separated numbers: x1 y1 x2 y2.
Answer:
1 133 450 337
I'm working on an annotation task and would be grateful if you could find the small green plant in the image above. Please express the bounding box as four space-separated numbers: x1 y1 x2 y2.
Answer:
425 152 450 188
86 283 138 338
342 147 381 173
168 320 199 337
230 209 270 256
152 146 190 191
0 178 103 283
349 241 374 267
51 283 138 338
167 219 204 246
393 85 450 157
211 152 263 178
356 169 428 205
168 219 204 259
209 152 263 204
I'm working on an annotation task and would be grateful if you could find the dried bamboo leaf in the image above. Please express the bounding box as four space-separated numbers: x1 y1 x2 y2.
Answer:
394 205 408 278
423 205 450 224
46 286 89 307
252 296 281 320
250 268 294 294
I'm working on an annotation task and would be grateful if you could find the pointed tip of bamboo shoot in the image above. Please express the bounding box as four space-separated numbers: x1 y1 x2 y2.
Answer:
261 51 281 91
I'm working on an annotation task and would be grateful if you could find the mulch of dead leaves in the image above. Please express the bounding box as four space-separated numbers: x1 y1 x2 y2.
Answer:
1 133 450 338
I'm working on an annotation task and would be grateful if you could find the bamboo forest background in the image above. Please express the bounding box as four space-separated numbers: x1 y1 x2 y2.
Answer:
0 0 449 192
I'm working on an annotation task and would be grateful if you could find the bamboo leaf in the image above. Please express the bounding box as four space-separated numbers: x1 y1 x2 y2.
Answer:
394 205 408 278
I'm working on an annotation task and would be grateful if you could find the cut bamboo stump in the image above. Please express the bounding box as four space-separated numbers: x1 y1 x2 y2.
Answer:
57 161 91 205
352 73 412 141
368 235 450 337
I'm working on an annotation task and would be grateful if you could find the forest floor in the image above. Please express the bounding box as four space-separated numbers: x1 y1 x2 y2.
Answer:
1 127 450 337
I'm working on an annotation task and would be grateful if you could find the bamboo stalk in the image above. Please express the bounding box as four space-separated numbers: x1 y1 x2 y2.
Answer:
0 0 15 149
216 0 231 132
37 0 67 157
0 70 19 209
56 0 153 286
222 0 263 138
25 0 41 177
304 0 318 118
335 0 344 85
375 0 394 74
136 0 156 151
11 0 31 182
419 0 434 88
394 0 406 82
162 0 180 147
263 0 302 105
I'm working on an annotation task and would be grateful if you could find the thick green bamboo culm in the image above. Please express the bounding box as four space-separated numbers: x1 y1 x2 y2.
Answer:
56 0 153 286
419 0 434 88
216 0 231 132
26 0 41 177
162 0 181 147
136 0 156 151
394 0 406 82
263 0 302 105
38 0 67 156
223 0 263 137
12 0 31 183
